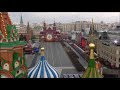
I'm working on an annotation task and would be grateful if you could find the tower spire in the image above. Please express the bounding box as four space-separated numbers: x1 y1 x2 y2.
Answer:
89 18 95 43
27 21 30 33
53 18 56 26
43 19 46 30
53 18 56 30
20 13 23 25
74 22 76 31
92 18 94 35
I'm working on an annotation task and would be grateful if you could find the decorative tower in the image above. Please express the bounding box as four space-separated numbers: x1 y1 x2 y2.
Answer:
0 12 27 78
89 19 94 36
20 14 23 26
82 43 103 78
53 20 56 30
27 21 30 33
43 21 46 30
88 18 99 44
74 22 76 31
28 47 59 78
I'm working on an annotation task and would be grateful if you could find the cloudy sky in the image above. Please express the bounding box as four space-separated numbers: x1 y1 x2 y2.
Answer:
9 12 120 25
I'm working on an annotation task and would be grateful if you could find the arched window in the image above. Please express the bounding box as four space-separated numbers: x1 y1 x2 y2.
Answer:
14 61 20 68
3 63 9 71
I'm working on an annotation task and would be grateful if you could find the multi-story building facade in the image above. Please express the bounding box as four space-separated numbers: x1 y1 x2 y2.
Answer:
96 39 120 68
92 30 120 68
83 20 120 68
61 21 102 32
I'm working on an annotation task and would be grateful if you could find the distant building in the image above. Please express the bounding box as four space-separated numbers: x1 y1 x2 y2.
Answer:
33 25 43 38
15 14 27 34
14 15 33 42
61 21 102 32
20 22 33 42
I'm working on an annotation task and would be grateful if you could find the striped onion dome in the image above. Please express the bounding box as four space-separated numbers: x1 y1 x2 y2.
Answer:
82 43 103 78
28 47 59 78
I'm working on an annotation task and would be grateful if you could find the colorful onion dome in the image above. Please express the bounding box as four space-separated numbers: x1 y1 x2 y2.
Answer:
82 43 103 78
28 47 59 78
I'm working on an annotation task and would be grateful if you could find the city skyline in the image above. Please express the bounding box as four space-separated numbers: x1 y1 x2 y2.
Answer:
9 12 120 25
1 12 120 78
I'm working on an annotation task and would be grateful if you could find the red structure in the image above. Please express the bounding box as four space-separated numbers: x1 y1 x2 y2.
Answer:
19 22 33 42
0 12 27 78
40 21 61 42
76 31 89 51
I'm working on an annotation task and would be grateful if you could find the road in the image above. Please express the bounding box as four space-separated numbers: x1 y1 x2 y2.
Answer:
25 54 35 68
26 41 80 76
64 42 88 69
36 42 74 67
25 41 40 69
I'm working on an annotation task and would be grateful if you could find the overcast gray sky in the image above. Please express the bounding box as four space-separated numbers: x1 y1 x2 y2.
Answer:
9 12 120 25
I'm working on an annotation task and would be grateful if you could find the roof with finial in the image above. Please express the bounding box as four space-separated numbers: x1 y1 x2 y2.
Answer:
28 47 59 78
82 43 103 78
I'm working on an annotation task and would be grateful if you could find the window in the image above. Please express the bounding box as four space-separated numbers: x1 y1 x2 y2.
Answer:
3 63 9 71
17 70 19 74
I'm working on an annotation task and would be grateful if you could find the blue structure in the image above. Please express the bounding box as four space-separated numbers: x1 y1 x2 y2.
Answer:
28 47 59 78
35 47 39 53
